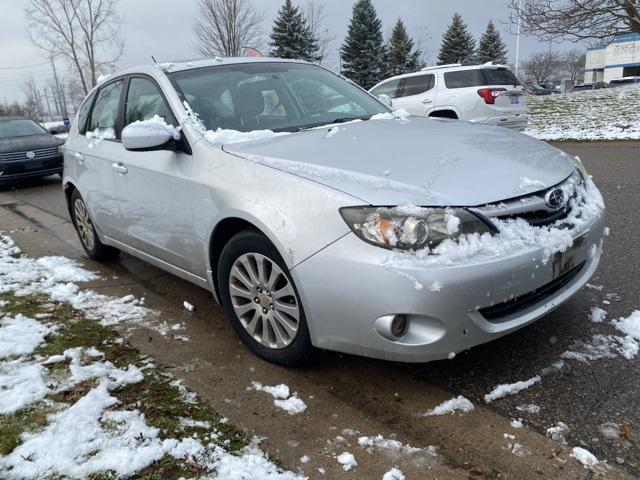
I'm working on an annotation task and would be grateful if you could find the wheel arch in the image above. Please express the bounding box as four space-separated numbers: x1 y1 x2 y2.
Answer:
428 108 460 119
207 215 288 302
63 181 79 222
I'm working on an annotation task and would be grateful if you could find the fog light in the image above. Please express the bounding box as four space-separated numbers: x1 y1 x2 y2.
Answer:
391 314 408 337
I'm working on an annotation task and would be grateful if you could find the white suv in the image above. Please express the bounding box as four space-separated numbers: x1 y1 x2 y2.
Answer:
370 63 528 131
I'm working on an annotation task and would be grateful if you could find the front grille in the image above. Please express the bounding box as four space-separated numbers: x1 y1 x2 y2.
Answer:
0 146 59 162
496 205 572 227
479 261 586 321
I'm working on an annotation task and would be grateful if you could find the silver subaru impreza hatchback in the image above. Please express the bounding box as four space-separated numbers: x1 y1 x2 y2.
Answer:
63 58 605 366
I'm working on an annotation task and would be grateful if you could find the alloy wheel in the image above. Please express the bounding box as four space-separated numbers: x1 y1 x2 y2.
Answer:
228 252 300 349
74 198 95 251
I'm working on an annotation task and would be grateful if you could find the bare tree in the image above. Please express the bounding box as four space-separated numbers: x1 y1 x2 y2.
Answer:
523 51 562 84
304 0 333 63
507 0 640 42
20 77 45 122
193 0 265 57
562 49 586 84
25 0 123 96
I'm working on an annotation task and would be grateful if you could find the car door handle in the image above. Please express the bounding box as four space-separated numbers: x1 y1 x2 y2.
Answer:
112 162 128 174
422 99 433 104
73 151 84 163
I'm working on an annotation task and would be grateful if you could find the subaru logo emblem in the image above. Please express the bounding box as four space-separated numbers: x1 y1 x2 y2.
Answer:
26 151 35 159
545 188 566 210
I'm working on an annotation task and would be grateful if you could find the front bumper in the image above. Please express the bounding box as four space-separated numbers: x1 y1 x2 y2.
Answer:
0 155 63 182
292 210 605 363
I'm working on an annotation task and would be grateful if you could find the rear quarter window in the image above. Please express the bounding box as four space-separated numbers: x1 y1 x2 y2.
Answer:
76 91 96 135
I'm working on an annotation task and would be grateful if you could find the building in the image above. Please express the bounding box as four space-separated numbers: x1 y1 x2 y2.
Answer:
584 33 640 83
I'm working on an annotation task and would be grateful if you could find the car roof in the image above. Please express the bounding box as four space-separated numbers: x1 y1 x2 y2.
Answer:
103 57 311 79
370 62 512 87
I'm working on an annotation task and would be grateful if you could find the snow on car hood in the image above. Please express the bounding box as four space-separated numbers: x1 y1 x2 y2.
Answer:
222 116 576 206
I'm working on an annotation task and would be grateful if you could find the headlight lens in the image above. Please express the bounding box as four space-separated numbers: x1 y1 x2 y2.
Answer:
571 155 588 181
339 206 493 251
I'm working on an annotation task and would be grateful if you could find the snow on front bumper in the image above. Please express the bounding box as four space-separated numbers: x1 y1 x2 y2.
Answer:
291 179 605 363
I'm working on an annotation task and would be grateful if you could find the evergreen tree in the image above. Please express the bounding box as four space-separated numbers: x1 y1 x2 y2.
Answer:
476 20 508 64
386 19 423 76
340 0 387 89
437 13 476 65
270 0 320 62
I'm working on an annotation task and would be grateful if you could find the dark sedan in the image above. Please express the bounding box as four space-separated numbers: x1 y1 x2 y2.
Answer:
0 117 65 183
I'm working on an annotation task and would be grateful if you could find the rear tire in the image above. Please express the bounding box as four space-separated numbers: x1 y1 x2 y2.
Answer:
70 190 120 261
218 230 314 366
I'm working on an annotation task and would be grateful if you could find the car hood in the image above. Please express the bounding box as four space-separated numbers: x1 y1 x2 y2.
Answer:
0 134 64 154
222 117 575 206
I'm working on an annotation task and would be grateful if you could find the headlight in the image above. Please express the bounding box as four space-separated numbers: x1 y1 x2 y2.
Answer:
571 155 588 181
339 206 494 251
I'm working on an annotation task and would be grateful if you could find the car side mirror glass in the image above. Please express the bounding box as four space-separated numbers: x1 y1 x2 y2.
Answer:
121 120 179 151
377 94 393 108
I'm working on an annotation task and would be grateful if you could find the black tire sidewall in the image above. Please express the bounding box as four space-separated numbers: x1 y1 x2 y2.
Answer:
218 230 313 366
70 190 119 261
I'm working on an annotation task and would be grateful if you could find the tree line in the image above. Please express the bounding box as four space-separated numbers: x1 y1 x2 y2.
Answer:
12 0 640 116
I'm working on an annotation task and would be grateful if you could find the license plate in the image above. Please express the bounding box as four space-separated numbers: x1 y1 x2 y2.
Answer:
510 97 519 105
24 160 44 171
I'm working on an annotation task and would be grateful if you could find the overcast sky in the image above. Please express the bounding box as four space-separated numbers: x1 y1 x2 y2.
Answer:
0 0 583 104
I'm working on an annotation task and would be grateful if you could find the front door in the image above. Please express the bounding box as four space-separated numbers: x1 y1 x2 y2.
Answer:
74 79 124 239
112 76 198 273
393 73 436 116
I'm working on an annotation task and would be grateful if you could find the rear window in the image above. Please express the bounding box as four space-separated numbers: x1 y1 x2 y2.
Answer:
444 68 519 89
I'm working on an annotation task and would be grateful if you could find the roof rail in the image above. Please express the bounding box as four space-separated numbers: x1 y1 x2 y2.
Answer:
421 63 461 71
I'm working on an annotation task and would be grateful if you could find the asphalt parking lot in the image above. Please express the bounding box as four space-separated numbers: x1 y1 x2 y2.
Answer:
1 140 639 477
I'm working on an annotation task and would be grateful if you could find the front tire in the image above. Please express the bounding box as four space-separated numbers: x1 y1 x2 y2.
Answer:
70 190 120 261
218 230 313 366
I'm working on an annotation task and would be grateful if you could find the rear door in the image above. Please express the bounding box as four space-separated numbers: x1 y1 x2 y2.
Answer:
392 74 436 115
111 75 198 273
74 79 124 239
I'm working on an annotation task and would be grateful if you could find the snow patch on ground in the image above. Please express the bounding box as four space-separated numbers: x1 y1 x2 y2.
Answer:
0 315 56 358
571 447 599 467
357 435 429 455
484 376 541 403
516 404 541 414
546 422 569 444
336 452 357 471
251 381 307 415
423 395 474 416
383 467 405 480
590 307 607 323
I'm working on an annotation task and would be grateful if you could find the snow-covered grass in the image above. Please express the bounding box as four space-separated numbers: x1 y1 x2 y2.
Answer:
0 232 304 479
525 85 640 141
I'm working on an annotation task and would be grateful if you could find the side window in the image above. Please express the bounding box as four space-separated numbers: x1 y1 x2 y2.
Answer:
370 79 401 98
125 77 175 127
76 91 96 135
87 80 123 138
397 74 434 98
444 70 485 89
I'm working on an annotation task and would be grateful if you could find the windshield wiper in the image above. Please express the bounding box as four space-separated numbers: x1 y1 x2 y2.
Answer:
284 116 371 133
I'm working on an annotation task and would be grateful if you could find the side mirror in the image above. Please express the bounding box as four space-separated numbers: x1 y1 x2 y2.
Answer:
377 94 393 108
122 120 179 151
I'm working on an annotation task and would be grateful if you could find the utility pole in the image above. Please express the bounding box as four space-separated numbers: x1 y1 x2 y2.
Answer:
50 56 66 118
515 0 522 76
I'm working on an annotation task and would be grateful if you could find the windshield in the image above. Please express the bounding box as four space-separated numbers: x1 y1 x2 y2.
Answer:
0 119 47 140
169 62 389 133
